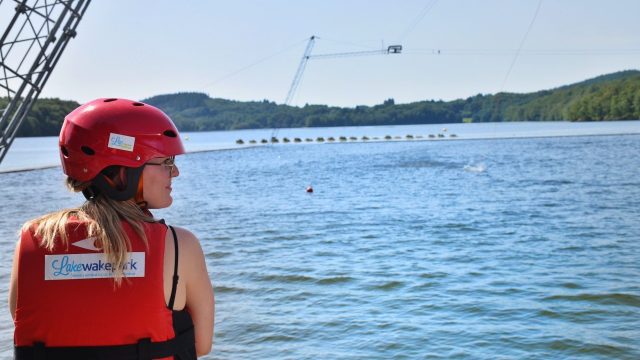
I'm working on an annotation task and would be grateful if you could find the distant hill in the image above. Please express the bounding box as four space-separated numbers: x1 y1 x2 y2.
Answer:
6 70 640 137
1 98 80 137
497 69 640 122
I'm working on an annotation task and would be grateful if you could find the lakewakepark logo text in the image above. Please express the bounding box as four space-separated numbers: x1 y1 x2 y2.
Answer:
44 252 145 280
107 132 135 152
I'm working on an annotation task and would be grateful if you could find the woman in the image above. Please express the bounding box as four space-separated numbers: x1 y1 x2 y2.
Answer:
9 98 214 359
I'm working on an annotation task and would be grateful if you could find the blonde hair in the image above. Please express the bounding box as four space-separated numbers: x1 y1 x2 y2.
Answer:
23 176 156 283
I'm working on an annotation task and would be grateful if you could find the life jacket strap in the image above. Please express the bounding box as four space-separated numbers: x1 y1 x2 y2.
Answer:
14 326 195 360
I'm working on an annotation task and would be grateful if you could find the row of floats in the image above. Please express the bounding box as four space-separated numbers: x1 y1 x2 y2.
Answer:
236 133 458 145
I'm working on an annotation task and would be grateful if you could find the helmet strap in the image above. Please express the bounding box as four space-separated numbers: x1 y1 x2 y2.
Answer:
135 172 148 209
81 186 98 201
84 165 145 201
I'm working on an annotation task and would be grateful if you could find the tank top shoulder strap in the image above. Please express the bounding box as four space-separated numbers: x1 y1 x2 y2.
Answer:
167 225 180 310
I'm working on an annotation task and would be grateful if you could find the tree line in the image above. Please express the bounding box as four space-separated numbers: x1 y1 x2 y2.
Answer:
5 70 640 137
0 98 79 137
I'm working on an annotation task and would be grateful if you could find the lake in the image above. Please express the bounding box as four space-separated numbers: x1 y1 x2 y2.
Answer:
0 121 639 359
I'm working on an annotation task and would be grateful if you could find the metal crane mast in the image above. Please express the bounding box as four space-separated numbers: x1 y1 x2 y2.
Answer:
283 35 402 106
273 36 401 139
0 0 91 166
284 35 316 106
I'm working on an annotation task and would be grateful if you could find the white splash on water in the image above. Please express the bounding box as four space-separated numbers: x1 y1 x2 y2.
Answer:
464 162 487 173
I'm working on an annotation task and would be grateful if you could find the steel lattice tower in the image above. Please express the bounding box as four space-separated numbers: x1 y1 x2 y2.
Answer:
0 0 90 165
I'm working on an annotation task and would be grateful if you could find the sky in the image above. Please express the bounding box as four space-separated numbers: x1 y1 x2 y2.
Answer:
10 0 640 107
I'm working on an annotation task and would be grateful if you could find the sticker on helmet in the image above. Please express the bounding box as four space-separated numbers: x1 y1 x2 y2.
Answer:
108 133 135 152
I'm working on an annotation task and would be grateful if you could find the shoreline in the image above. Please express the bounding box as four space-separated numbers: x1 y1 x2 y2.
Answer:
1 132 638 175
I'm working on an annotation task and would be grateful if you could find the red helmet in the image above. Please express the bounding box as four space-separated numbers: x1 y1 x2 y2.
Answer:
59 98 185 182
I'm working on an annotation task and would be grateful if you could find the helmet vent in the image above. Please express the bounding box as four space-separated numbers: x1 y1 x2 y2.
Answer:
132 102 144 106
81 146 96 155
104 98 117 102
163 130 177 138
60 145 69 157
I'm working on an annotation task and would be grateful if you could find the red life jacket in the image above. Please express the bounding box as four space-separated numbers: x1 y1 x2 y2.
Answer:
14 219 193 359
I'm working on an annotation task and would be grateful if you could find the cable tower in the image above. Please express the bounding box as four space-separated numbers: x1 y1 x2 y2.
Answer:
0 0 91 166
284 35 402 106
272 35 401 140
284 35 317 106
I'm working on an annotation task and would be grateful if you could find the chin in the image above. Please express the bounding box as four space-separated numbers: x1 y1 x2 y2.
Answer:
159 198 173 209
147 197 173 209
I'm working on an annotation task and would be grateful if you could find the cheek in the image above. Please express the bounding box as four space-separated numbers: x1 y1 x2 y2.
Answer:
142 170 152 195
142 170 160 200
141 169 171 208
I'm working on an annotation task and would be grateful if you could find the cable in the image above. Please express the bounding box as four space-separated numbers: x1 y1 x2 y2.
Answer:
310 49 387 60
405 48 640 56
397 0 438 43
500 0 543 91
200 38 309 90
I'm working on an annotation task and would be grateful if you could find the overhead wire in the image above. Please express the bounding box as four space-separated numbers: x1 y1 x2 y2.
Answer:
404 48 640 56
200 37 309 91
397 0 439 43
500 0 544 91
310 49 390 60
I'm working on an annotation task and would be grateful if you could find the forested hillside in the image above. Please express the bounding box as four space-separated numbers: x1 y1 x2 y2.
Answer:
0 98 79 137
144 70 640 131
5 70 639 137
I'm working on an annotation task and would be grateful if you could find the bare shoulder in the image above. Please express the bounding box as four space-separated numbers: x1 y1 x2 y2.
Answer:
169 226 205 256
167 225 214 356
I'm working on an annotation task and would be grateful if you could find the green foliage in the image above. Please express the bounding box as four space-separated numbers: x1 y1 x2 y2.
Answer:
563 73 640 121
9 70 640 137
7 98 80 137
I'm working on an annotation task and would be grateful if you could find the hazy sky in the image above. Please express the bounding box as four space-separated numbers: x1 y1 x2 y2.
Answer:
25 0 640 107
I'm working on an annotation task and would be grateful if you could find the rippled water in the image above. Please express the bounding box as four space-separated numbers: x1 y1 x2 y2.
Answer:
0 132 639 359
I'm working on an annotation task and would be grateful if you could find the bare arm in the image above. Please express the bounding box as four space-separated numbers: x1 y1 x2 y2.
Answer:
175 227 214 356
9 239 20 320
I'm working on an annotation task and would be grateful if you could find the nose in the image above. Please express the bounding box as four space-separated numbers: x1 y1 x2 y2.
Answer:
171 163 179 178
